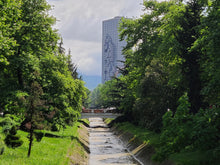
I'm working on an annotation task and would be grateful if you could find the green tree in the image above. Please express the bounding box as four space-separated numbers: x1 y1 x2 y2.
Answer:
198 0 220 106
0 0 23 115
26 80 44 157
89 84 103 108
159 0 208 113
118 0 178 130
0 0 86 136
0 0 59 118
0 0 21 66
67 49 80 79
82 88 91 109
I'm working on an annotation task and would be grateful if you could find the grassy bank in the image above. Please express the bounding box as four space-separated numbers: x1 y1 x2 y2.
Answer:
106 119 217 165
0 121 88 165
105 119 160 146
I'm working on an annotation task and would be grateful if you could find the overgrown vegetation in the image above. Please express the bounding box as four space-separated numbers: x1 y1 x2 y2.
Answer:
93 0 220 164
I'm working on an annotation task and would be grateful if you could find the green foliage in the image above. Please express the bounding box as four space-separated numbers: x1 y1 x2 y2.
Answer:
0 0 86 158
0 0 21 66
4 126 23 149
153 94 220 164
0 116 20 135
89 84 103 108
198 0 220 106
0 117 16 127
92 0 220 164
82 88 91 108
153 94 192 161
0 0 86 128
132 60 180 131
114 121 160 147
89 78 126 110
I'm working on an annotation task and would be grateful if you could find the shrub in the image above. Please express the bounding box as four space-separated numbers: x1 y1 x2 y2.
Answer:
4 126 23 148
153 94 220 164
0 117 16 127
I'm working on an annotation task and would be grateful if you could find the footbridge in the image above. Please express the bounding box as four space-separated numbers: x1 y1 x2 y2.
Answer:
80 108 122 119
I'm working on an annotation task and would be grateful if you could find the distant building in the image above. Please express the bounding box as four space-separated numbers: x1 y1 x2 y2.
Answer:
102 16 126 83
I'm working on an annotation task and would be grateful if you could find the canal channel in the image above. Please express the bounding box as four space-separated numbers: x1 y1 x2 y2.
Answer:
88 117 142 165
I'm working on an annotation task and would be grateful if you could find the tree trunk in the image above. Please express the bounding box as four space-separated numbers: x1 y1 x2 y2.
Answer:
17 68 24 88
27 125 34 157
187 51 202 114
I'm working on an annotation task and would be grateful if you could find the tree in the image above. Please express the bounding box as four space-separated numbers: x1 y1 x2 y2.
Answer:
0 0 87 157
26 80 44 157
89 84 103 108
58 37 65 55
158 0 210 113
82 88 91 109
0 0 23 115
0 0 59 118
118 0 178 129
67 49 80 79
198 0 220 106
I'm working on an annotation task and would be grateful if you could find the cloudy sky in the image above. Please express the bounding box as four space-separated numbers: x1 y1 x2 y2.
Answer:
47 0 144 76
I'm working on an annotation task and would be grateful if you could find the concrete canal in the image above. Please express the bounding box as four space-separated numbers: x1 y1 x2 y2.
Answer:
88 117 142 165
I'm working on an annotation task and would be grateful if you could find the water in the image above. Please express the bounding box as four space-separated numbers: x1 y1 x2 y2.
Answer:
89 117 140 165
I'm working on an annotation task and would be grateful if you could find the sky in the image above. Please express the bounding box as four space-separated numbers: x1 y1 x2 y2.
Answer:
46 0 144 78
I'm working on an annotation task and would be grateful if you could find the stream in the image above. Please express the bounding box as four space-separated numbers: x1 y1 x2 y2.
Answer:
89 117 141 165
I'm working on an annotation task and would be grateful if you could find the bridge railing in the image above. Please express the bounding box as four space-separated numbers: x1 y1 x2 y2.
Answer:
82 108 117 113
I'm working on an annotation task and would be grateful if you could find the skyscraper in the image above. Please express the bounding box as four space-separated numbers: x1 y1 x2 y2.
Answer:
102 16 126 83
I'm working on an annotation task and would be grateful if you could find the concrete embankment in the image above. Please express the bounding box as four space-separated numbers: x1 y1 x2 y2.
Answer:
76 118 174 165
68 122 90 165
110 125 174 165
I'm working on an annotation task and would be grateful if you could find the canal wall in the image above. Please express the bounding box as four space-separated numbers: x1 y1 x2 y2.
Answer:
111 125 175 165
73 122 90 165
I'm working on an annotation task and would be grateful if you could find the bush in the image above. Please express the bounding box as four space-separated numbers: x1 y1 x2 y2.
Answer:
153 94 220 164
0 117 16 127
132 67 180 132
0 116 20 135
4 126 23 148
4 114 22 124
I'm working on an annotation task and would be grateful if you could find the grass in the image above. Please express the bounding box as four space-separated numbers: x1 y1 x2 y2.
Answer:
0 122 86 165
79 119 89 125
104 118 114 125
170 150 220 165
114 121 160 146
66 124 89 164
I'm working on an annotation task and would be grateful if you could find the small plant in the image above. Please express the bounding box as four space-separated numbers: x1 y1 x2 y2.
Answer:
4 126 23 148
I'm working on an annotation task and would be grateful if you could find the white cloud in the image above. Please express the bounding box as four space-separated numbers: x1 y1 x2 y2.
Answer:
63 39 101 76
47 0 143 76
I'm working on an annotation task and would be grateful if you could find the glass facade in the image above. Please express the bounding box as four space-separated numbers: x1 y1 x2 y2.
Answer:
102 16 126 83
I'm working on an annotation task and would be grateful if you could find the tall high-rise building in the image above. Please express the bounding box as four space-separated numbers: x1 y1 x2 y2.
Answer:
102 16 126 83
